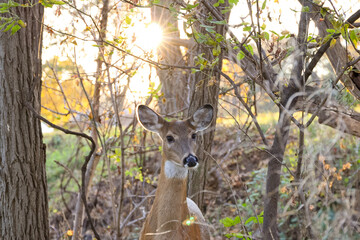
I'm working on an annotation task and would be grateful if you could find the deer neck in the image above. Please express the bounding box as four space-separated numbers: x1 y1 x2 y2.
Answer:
151 158 189 230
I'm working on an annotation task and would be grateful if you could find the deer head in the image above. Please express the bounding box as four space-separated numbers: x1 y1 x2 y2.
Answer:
136 104 214 178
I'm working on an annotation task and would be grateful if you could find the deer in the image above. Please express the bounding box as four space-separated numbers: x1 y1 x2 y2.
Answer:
136 104 214 240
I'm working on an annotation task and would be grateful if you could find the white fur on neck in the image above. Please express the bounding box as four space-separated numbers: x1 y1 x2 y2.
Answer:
164 161 188 179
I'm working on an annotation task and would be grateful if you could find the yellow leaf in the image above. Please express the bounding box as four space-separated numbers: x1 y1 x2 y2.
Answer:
280 186 287 194
133 135 139 144
330 38 337 48
339 139 346 149
336 174 342 181
342 162 351 170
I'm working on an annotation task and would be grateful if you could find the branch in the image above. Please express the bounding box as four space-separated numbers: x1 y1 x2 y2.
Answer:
300 1 360 98
295 87 360 137
218 70 269 146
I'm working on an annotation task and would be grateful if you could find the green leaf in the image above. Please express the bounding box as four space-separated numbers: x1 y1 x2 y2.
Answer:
40 1 54 7
322 33 333 44
237 50 245 60
220 217 233 227
8 0 20 7
191 68 199 74
326 29 335 34
219 216 241 227
3 21 14 32
213 0 224 7
183 3 199 10
229 0 239 5
210 20 227 25
261 0 267 10
215 33 224 42
243 26 251 32
320 7 327 17
245 44 254 55
0 18 12 31
10 24 21 35
233 216 241 225
261 23 266 30
349 30 358 48
270 30 279 36
205 27 216 33
17 20 26 28
49 0 65 5
212 44 221 57
302 6 309 12
200 24 215 29
263 31 269 40
245 216 261 225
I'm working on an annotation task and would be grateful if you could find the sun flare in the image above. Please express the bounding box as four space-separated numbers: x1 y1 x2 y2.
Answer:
135 23 163 51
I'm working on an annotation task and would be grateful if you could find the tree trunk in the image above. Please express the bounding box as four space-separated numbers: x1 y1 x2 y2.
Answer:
187 0 229 210
151 1 190 114
262 110 292 239
0 1 49 239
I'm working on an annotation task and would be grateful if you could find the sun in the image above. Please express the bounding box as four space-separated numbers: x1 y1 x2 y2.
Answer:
134 23 163 51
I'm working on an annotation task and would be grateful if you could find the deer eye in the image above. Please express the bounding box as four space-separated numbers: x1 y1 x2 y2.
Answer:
166 135 175 143
191 133 197 140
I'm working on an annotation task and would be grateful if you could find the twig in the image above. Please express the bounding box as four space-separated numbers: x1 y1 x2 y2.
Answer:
119 189 156 231
54 160 81 189
218 70 269 146
304 55 360 128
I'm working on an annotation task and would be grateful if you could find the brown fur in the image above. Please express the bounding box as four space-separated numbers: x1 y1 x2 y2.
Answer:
140 159 203 240
137 105 213 240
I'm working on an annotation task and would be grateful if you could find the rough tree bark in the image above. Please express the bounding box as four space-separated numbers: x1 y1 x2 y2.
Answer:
0 1 49 239
151 1 190 114
187 0 229 210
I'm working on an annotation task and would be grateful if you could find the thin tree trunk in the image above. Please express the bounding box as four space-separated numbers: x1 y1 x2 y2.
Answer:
0 1 49 239
262 1 311 237
262 110 292 239
73 0 110 238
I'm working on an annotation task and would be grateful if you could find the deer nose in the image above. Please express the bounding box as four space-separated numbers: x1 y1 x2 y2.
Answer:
183 154 198 168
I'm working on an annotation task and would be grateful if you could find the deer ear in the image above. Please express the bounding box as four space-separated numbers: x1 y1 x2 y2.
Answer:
189 104 214 132
136 105 164 133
